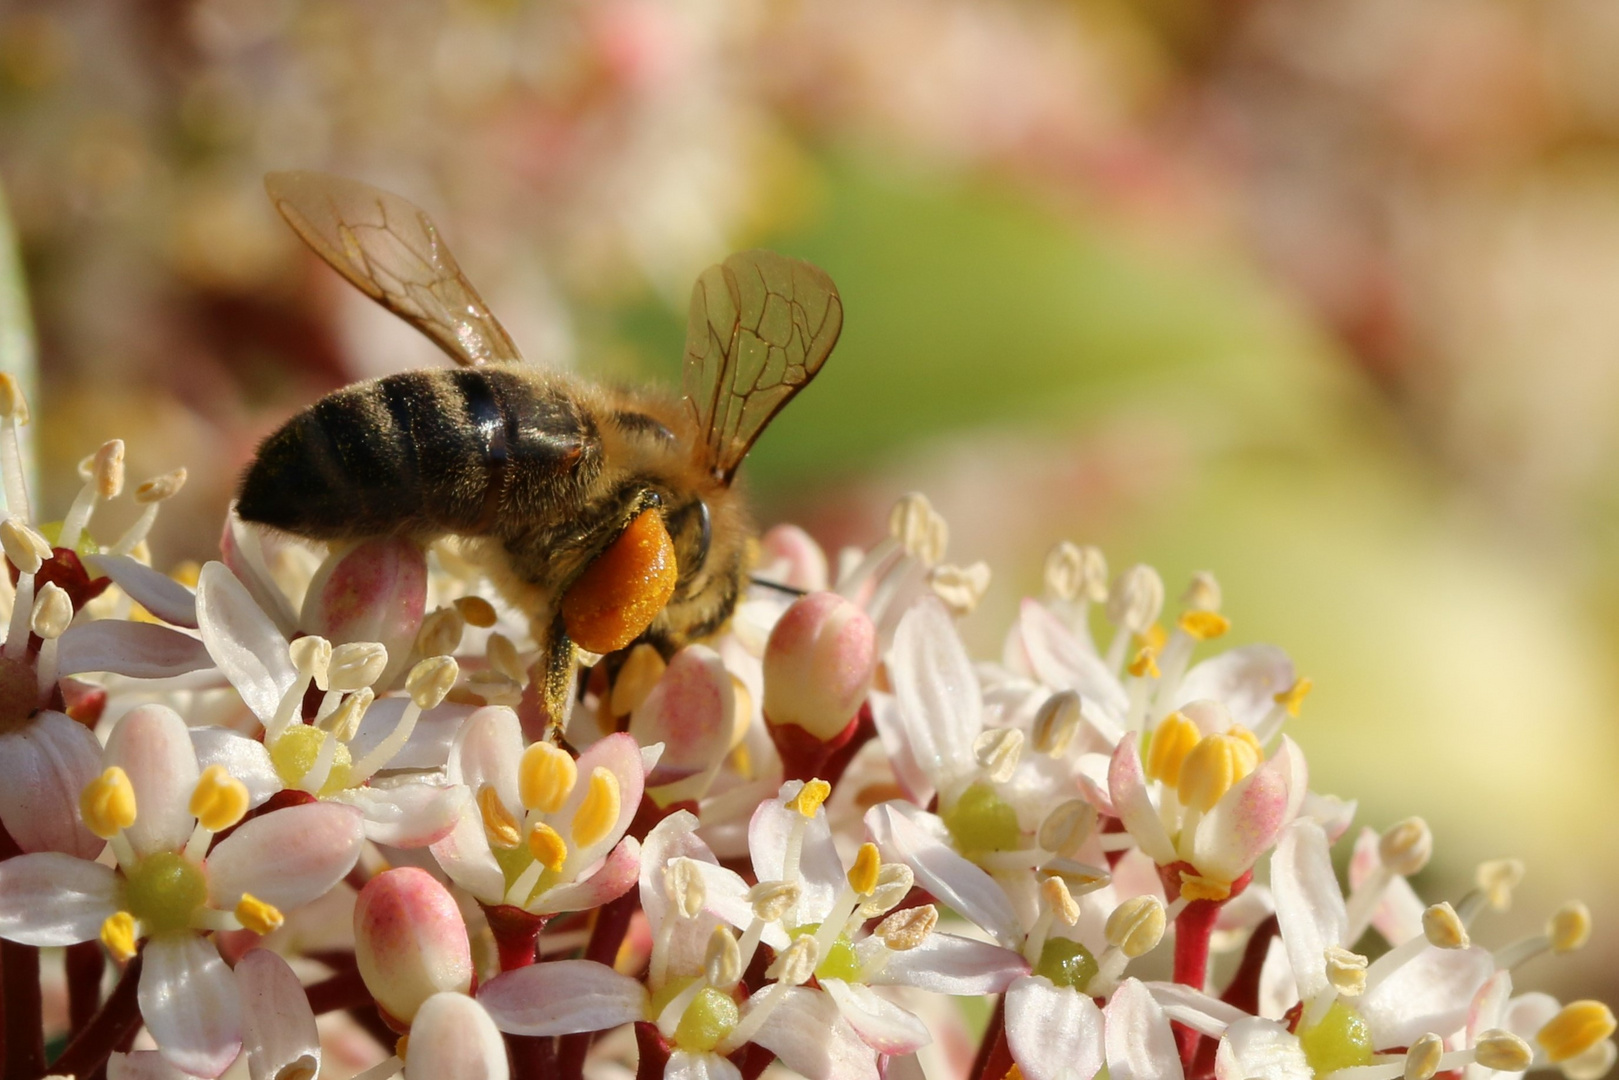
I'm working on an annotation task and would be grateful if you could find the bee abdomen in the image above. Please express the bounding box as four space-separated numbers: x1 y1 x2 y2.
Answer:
237 368 598 540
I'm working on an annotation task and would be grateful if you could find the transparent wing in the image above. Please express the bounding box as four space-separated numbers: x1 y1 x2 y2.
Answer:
265 171 523 367
682 250 843 483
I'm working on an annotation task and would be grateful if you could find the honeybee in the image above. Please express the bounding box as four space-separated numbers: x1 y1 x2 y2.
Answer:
236 172 842 724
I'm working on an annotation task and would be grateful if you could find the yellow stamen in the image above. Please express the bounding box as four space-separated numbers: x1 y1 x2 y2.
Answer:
528 821 568 872
1538 1002 1617 1063
1178 870 1232 902
454 595 498 628
100 911 138 961
1550 902 1592 954
1177 733 1258 812
189 765 249 832
1273 676 1313 718
80 767 137 839
1134 623 1168 655
477 785 522 849
519 743 577 814
396 1033 411 1063
571 767 621 849
235 893 284 935
609 643 666 719
1228 724 1263 759
1005 1065 1025 1080
1040 875 1080 926
1178 610 1230 642
1128 647 1160 679
789 779 832 818
848 843 881 896
1145 712 1200 788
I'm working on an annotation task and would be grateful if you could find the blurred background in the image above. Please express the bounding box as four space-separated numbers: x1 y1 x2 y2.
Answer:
2 0 1617 1010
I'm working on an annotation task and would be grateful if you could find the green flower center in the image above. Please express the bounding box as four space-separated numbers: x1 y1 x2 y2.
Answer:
269 726 353 796
1033 937 1098 991
1297 1000 1374 1074
788 923 862 982
122 851 207 935
673 987 739 1053
942 780 1022 856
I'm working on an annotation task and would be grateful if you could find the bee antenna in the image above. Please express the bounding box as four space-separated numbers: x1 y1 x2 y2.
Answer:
750 576 808 598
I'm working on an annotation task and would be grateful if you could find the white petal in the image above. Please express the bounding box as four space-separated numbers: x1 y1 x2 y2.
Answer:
83 554 199 628
1146 982 1250 1036
869 692 933 805
140 934 243 1079
1191 741 1301 884
444 706 522 813
865 802 1021 947
105 704 200 857
1104 978 1183 1080
195 562 295 724
1466 970 1513 1042
1271 820 1346 1002
1017 599 1129 727
1106 740 1176 866
0 852 116 944
821 979 931 1055
868 932 1029 994
427 798 505 903
405 992 509 1080
749 986 879 1080
342 781 468 848
531 837 644 917
478 959 647 1035
1214 1017 1310 1080
349 699 473 771
57 622 213 679
236 949 319 1080
0 709 104 857
1004 976 1105 1080
639 811 714 932
667 1051 742 1080
1173 646 1294 731
205 802 364 911
189 727 280 810
749 786 843 921
1359 945 1494 1050
108 1050 205 1080
890 597 981 783
556 733 645 871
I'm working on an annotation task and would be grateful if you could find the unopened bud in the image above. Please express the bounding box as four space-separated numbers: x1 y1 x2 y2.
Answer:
327 642 388 692
1324 946 1368 996
1477 859 1525 912
0 374 29 424
1032 690 1083 757
1379 818 1433 876
704 926 742 988
1403 1033 1444 1080
30 582 72 639
1473 1029 1533 1071
973 727 1023 783
1181 571 1221 613
134 468 187 504
930 562 990 616
767 936 819 985
92 440 124 499
763 593 877 740
1106 896 1166 958
1107 565 1164 633
1038 799 1097 859
875 905 937 951
666 857 706 919
354 868 474 1025
1422 903 1470 949
406 656 459 710
0 518 51 575
749 880 801 922
1550 901 1592 954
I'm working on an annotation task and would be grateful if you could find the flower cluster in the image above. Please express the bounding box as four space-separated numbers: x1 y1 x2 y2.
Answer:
0 384 1610 1080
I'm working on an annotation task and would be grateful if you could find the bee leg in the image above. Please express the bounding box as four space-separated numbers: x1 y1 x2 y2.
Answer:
534 615 578 740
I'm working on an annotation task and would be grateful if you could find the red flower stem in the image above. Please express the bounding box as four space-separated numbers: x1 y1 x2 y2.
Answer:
484 905 549 971
507 1033 555 1080
556 893 639 1080
635 1021 670 1080
3 939 43 1080
47 954 143 1080
1172 897 1225 1069
969 995 1009 1080
1219 914 1279 1015
304 965 374 1015
65 941 105 1038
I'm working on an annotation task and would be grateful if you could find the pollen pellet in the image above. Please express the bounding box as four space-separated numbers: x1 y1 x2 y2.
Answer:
561 510 678 654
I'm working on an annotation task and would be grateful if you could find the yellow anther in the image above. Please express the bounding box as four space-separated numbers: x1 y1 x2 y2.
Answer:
1135 623 1168 655
749 880 801 922
1181 572 1221 613
609 643 666 719
1032 691 1082 756
453 595 498 628
396 1034 411 1064
1127 647 1160 679
1379 817 1433 876
189 765 249 832
527 822 569 873
571 767 621 849
1040 875 1080 926
1538 1002 1617 1064
1475 1030 1534 1071
519 743 578 814
1550 901 1592 953
416 607 465 657
973 728 1023 783
859 864 916 918
235 893 284 935
848 843 881 896
30 583 72 640
1422 902 1470 949
487 634 525 683
100 912 138 961
1273 677 1313 718
876 904 938 951
477 785 522 849
92 440 125 499
80 767 137 838
134 468 187 504
406 656 459 710
1005 1066 1025 1080
1228 724 1263 759
1144 712 1201 788
0 373 29 424
289 636 332 682
1178 870 1232 903
1177 732 1257 811
323 686 373 742
704 926 742 987
1178 610 1230 642
1324 945 1369 996
1106 896 1167 958
1477 859 1526 912
0 518 51 575
1404 1033 1444 1080
1038 799 1098 859
789 779 832 818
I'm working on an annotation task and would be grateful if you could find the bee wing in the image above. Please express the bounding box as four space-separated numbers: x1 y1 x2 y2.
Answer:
682 250 843 483
265 171 523 368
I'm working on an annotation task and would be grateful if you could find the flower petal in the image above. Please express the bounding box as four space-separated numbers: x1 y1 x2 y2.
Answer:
140 934 243 1079
667 1051 742 1080
340 781 469 848
427 798 505 904
629 646 734 783
556 732 645 871
821 979 931 1055
236 949 319 1080
297 536 427 689
868 932 1029 994
748 985 879 1080
206 801 365 911
1017 599 1129 729
1191 736 1304 884
0 709 104 857
83 554 199 629
1270 820 1346 1003
1004 976 1105 1080
1105 978 1184 1080
195 561 295 724
531 837 642 915
108 1050 204 1080
0 852 116 944
1173 646 1294 732
57 622 213 680
1106 740 1175 866
106 704 200 857
190 727 280 810
478 959 647 1035
349 699 473 770
445 706 522 814
1358 944 1494 1050
1214 1017 1311 1080
406 992 509 1080
890 597 981 785
865 801 1021 948
749 784 843 922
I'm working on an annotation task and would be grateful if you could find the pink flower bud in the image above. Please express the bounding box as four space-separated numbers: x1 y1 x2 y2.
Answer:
629 645 736 789
300 537 427 686
759 525 829 592
763 592 877 741
354 867 473 1025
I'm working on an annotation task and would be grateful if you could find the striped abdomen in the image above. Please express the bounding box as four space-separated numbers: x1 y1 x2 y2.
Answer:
237 367 599 541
